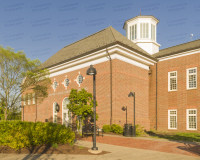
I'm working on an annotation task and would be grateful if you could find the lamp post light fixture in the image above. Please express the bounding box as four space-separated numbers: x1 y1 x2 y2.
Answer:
55 102 60 112
86 65 98 151
128 92 135 137
122 106 127 124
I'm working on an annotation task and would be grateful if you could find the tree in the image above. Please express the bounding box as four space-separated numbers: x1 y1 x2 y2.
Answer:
67 88 98 133
0 46 51 120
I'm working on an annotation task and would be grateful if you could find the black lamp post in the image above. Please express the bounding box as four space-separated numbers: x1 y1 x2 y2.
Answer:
86 65 98 151
128 92 135 137
122 106 127 124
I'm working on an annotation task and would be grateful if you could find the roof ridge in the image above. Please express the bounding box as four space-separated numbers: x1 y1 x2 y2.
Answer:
63 27 111 49
159 39 200 51
109 26 117 41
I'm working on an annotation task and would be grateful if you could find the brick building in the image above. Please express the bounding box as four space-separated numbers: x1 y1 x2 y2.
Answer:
22 15 200 133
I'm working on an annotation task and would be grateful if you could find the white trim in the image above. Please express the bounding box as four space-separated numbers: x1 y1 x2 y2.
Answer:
168 109 177 130
186 109 197 130
168 71 177 92
32 93 35 104
49 54 150 77
49 53 151 78
53 102 58 123
62 97 69 126
48 44 156 77
28 94 31 105
24 95 26 105
186 67 197 90
158 48 200 62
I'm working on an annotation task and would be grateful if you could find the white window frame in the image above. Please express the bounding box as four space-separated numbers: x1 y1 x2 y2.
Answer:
186 109 197 130
187 67 197 90
62 97 72 127
24 95 26 105
32 93 35 104
140 23 149 38
28 94 31 105
168 71 177 91
151 24 155 41
168 109 177 129
129 24 137 40
53 102 58 123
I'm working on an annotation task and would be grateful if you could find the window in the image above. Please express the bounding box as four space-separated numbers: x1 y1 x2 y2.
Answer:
77 74 83 85
64 78 70 87
53 81 58 89
28 94 31 105
151 24 155 41
140 23 149 38
32 93 35 105
187 67 197 89
53 102 58 123
187 109 197 130
129 24 137 40
62 97 71 127
168 71 177 91
24 95 26 105
168 110 177 129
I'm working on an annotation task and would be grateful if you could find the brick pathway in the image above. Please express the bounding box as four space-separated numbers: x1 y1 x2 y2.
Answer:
77 135 200 157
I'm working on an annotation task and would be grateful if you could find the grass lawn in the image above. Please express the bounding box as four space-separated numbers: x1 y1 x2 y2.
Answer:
144 131 200 142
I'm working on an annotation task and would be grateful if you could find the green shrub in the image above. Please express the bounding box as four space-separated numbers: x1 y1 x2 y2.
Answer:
0 121 75 150
135 124 145 136
102 124 111 133
52 143 58 148
111 124 123 134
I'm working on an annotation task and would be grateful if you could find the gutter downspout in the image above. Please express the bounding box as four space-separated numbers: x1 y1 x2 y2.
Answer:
156 63 157 131
106 48 112 126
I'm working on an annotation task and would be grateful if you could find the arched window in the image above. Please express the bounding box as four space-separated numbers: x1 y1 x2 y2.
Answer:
53 102 58 123
62 97 72 127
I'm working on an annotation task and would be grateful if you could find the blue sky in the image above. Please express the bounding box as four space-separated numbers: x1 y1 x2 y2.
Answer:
1 0 200 63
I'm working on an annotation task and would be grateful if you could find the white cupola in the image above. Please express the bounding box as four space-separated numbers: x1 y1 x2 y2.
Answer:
123 15 161 55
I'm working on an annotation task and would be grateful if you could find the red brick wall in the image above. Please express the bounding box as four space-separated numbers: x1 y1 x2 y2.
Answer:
22 59 151 130
22 60 111 126
149 52 200 133
113 59 150 130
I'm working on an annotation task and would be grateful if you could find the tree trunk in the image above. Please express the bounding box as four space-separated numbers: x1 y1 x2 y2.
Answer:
4 106 8 120
4 112 7 120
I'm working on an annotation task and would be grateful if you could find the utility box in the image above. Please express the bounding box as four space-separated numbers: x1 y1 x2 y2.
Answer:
124 124 132 137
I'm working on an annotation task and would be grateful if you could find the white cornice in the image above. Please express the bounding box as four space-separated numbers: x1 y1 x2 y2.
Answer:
50 54 149 77
49 44 156 77
158 48 200 61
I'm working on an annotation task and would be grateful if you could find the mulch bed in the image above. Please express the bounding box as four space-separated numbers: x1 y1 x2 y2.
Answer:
0 134 110 155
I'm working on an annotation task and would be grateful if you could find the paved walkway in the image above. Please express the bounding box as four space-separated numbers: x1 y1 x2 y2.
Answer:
1 134 200 160
77 134 200 158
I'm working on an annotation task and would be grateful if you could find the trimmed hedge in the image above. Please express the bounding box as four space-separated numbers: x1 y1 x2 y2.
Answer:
111 124 123 134
102 124 111 133
0 121 75 150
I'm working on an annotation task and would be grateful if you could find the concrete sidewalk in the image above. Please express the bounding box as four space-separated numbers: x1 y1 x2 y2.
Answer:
0 140 199 160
